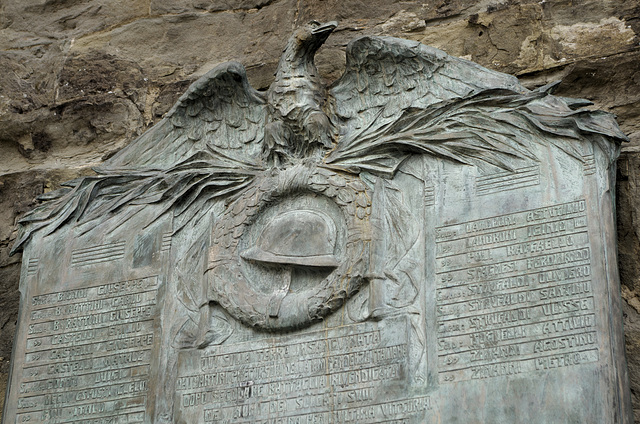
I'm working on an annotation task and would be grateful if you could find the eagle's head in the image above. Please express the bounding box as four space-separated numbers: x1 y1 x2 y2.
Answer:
284 20 338 62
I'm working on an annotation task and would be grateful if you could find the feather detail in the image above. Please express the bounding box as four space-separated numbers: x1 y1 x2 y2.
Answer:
328 37 626 175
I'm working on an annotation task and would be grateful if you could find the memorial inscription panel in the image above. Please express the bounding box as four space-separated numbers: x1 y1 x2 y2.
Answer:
17 277 158 423
3 22 632 424
4 211 172 423
435 200 596 382
175 317 429 423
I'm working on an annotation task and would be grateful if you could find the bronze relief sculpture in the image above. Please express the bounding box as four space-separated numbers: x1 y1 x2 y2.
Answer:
13 21 625 333
5 21 632 424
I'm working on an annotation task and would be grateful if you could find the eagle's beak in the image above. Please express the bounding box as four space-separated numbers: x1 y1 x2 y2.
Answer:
312 21 338 36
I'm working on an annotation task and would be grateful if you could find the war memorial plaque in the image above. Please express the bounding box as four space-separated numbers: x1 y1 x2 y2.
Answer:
3 21 633 423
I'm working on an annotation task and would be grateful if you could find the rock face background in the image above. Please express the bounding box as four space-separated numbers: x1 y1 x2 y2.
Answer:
1 0 639 418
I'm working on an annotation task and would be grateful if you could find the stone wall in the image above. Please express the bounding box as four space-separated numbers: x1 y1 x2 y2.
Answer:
1 0 639 418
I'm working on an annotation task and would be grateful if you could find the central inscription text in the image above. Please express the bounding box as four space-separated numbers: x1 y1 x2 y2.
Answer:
176 318 432 423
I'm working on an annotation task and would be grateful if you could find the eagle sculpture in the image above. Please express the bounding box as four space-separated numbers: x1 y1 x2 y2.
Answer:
11 20 627 255
264 20 338 165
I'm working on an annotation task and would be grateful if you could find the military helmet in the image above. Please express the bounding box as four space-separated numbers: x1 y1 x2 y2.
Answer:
241 209 339 267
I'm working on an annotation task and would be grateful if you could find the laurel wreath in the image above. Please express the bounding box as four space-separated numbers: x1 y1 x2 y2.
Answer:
206 164 371 331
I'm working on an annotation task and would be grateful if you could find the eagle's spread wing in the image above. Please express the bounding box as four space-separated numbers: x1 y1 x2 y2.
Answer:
329 36 525 127
11 62 266 254
107 61 267 169
326 36 628 176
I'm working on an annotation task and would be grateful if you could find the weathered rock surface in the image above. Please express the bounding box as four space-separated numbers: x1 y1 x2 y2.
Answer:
1 0 639 419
